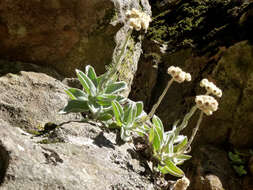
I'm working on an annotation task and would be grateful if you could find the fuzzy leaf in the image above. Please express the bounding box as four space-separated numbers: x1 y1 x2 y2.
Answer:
125 102 137 125
135 124 150 136
96 94 117 106
97 113 113 121
112 101 123 126
158 159 184 177
105 81 127 94
87 99 100 114
97 73 107 88
173 154 192 165
76 69 96 96
59 100 89 114
65 88 88 101
163 132 175 155
116 95 127 103
85 65 97 87
152 115 164 145
136 101 143 117
120 127 132 142
174 137 188 153
152 126 161 152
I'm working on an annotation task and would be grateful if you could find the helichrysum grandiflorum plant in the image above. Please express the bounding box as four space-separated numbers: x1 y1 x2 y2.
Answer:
60 7 222 181
60 65 127 122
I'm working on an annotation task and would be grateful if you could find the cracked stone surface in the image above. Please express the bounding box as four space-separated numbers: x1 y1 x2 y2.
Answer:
0 70 154 190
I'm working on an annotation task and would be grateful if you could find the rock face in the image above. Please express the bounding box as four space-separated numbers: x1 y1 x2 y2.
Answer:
130 0 253 148
0 69 154 190
0 0 116 76
0 0 151 81
128 1 253 189
185 146 241 190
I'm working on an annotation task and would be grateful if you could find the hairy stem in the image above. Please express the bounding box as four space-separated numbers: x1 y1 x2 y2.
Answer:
183 111 203 154
175 105 198 137
146 78 174 122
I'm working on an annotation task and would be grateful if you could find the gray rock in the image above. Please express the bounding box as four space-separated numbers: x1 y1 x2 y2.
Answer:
0 0 151 97
0 70 154 190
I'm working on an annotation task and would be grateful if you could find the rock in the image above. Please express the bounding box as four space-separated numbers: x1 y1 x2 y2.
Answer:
0 0 151 83
243 175 253 190
249 156 253 175
0 0 116 76
0 69 154 190
185 146 241 190
130 0 253 148
129 39 161 106
172 176 190 190
214 40 253 147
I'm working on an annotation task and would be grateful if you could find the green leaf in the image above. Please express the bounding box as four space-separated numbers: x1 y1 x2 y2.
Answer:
163 132 175 154
96 94 117 106
152 115 164 145
76 69 96 96
135 124 149 136
112 101 123 126
97 73 107 87
174 137 188 153
158 159 184 177
125 102 137 125
116 95 127 103
228 152 244 164
65 88 88 101
120 127 132 142
233 165 247 176
173 154 192 165
85 65 97 86
97 113 113 121
136 101 143 117
87 101 101 115
149 127 155 144
152 126 161 152
105 81 127 94
59 100 89 114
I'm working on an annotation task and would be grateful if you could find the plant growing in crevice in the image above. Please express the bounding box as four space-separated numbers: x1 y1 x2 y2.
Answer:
111 100 144 141
60 65 127 122
59 6 224 189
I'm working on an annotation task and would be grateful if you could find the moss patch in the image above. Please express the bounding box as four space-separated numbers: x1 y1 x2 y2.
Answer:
148 0 239 52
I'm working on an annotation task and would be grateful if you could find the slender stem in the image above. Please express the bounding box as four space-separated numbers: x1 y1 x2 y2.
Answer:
146 79 174 121
175 106 198 136
183 111 203 154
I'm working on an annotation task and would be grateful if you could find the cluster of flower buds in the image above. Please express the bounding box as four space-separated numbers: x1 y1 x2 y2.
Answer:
167 66 191 83
200 79 222 98
126 8 151 31
195 95 218 115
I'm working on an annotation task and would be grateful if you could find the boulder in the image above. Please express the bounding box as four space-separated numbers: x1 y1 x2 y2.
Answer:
185 146 241 190
0 0 151 88
0 69 154 190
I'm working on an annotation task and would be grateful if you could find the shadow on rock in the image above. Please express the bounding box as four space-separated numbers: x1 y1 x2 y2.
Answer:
0 143 10 185
93 132 115 149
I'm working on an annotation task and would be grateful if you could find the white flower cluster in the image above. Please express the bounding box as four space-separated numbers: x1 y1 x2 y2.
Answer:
200 79 222 98
126 8 151 31
195 95 218 115
167 66 191 83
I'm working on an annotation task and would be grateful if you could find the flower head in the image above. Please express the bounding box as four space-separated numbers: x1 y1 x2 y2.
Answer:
200 78 222 98
167 66 191 83
126 8 151 31
195 95 218 115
